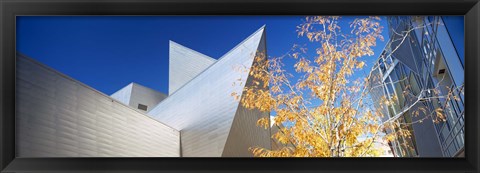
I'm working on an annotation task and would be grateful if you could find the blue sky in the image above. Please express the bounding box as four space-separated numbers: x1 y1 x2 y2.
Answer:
16 16 462 96
17 16 302 95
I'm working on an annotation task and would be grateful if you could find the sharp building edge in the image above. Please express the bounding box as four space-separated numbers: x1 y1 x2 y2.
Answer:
221 29 271 157
168 41 217 95
148 27 267 157
111 83 168 113
16 26 271 157
16 53 180 157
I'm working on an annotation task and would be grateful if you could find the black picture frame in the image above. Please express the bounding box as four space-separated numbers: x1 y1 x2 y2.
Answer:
1 0 479 172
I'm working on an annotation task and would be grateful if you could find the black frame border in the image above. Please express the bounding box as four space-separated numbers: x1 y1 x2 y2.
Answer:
1 0 479 172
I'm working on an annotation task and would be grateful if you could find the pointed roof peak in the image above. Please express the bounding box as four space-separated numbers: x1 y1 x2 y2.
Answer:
253 24 266 34
214 24 266 61
169 40 180 45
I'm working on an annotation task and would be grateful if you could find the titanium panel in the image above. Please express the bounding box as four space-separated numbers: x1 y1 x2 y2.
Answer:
221 34 271 157
169 41 216 95
130 83 168 112
221 105 271 157
269 124 294 150
270 125 282 150
110 83 133 105
16 53 180 157
112 83 167 112
149 26 266 157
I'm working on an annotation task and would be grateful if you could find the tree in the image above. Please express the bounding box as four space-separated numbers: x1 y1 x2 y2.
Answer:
232 16 464 157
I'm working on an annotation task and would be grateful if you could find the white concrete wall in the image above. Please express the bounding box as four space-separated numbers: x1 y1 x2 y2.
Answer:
16 53 180 157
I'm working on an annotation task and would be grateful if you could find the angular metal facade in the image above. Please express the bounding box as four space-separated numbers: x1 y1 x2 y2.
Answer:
221 105 271 157
110 83 133 105
111 83 168 112
221 32 271 157
16 54 180 157
15 26 271 157
168 41 216 95
148 27 268 157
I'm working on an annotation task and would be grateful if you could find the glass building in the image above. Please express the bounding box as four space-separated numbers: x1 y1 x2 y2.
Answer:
369 16 464 157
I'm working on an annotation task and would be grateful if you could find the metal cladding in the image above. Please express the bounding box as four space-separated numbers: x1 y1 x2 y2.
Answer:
111 83 168 112
16 26 271 157
110 83 133 105
148 26 270 157
168 41 216 95
16 53 180 157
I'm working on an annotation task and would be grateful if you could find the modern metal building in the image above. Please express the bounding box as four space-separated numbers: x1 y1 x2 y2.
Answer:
368 16 464 157
16 26 271 157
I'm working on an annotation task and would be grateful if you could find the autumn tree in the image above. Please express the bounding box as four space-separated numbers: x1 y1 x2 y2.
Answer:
232 16 464 157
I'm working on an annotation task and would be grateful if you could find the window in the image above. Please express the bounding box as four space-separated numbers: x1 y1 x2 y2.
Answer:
138 104 148 111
